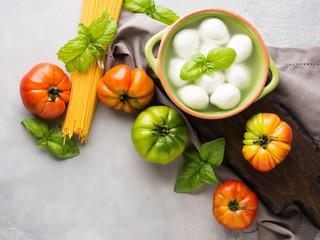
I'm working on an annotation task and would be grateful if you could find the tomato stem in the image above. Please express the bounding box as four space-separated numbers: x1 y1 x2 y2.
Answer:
254 135 278 149
119 90 136 105
46 86 63 102
228 198 246 213
152 117 170 136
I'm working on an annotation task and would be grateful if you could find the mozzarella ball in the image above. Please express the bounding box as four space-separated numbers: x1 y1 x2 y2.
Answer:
210 84 241 110
195 71 225 94
226 64 250 90
199 43 219 56
168 58 189 87
173 29 200 58
199 18 230 45
227 34 253 63
178 85 209 110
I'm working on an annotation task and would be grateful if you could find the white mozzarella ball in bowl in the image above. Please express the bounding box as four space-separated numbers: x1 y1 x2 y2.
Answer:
210 83 241 110
199 18 230 45
195 71 225 94
173 29 200 58
226 64 250 90
227 34 253 63
178 85 209 110
199 43 219 56
168 58 189 87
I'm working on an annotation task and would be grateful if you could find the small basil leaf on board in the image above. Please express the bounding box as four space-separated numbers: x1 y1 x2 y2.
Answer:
88 10 117 45
192 53 206 65
183 151 202 164
174 150 204 192
207 47 236 70
151 5 179 25
65 47 95 73
123 0 155 13
200 138 225 167
46 129 80 158
21 118 49 139
199 163 220 185
180 60 203 81
174 162 203 192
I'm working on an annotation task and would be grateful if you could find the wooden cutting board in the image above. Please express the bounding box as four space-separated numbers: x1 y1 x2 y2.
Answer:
187 95 320 229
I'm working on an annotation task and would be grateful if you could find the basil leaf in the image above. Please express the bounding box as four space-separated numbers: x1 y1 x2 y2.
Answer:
21 118 49 139
78 23 94 42
200 138 225 167
88 10 117 45
64 45 95 73
174 150 205 192
36 138 48 147
203 62 215 77
183 151 202 164
199 163 220 185
46 129 80 158
93 42 106 59
192 53 206 65
151 5 179 25
180 60 203 81
57 10 117 73
174 162 203 192
207 47 236 70
123 0 155 13
57 37 89 66
78 23 87 37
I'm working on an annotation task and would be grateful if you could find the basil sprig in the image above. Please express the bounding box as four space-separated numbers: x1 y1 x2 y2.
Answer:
57 10 117 73
180 47 236 81
174 138 225 193
123 0 179 25
22 118 80 159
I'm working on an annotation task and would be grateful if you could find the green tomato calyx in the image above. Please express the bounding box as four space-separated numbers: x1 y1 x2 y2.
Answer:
119 90 136 105
228 198 246 213
46 86 63 102
254 135 278 149
152 117 170 136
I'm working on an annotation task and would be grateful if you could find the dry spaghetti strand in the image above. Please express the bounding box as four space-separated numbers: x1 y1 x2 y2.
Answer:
61 0 123 143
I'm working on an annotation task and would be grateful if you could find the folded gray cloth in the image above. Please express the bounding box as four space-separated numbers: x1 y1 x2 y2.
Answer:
267 47 320 147
106 9 319 240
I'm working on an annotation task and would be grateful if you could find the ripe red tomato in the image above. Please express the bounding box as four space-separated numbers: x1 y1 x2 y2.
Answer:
242 113 293 172
20 63 71 119
213 179 259 230
97 65 154 113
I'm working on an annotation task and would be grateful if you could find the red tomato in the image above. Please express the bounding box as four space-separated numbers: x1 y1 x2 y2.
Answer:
213 179 259 230
20 63 71 119
242 113 293 172
97 65 154 113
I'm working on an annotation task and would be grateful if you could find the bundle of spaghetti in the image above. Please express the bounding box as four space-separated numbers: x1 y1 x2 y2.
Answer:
61 0 123 143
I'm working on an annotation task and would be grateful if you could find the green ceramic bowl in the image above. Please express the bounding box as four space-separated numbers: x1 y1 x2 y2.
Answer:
145 9 279 119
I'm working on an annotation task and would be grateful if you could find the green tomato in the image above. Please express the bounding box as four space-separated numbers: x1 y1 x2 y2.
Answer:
131 106 189 164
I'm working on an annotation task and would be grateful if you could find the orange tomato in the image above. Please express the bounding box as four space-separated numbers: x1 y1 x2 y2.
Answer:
213 179 259 230
97 65 154 113
20 63 71 119
242 113 293 172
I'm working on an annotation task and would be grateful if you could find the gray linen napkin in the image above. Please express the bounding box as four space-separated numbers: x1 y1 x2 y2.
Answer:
106 9 319 240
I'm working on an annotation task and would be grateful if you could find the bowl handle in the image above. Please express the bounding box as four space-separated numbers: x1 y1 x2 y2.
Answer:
144 27 168 78
255 54 279 101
